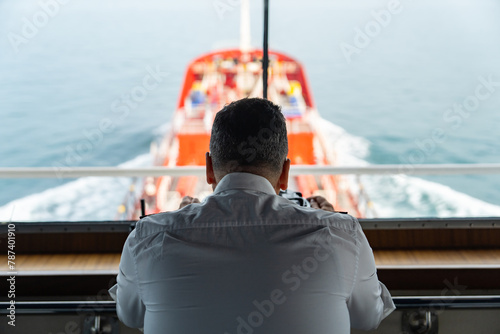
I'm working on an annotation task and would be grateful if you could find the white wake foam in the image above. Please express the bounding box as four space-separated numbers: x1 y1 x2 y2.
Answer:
0 154 152 222
316 117 500 218
1 119 499 221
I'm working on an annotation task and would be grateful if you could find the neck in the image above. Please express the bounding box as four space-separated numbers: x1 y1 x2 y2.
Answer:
214 171 280 194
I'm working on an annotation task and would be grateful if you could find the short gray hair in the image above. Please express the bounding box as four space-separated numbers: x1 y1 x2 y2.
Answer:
209 98 288 177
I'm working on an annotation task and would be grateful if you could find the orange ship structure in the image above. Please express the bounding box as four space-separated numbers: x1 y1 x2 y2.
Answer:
118 48 375 220
116 1 375 220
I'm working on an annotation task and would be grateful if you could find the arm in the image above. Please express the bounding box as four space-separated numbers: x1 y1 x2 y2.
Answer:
347 219 395 330
110 231 146 329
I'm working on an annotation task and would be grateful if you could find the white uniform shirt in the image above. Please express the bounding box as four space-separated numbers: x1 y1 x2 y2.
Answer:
110 172 395 334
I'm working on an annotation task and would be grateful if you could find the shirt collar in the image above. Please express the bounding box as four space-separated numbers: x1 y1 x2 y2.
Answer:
213 172 277 195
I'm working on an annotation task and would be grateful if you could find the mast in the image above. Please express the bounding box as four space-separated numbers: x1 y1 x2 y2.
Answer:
240 0 251 53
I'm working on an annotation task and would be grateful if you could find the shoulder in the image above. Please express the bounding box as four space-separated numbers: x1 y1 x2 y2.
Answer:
284 202 359 229
132 204 200 237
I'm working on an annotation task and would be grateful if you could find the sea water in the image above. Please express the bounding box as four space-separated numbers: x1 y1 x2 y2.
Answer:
1 0 499 220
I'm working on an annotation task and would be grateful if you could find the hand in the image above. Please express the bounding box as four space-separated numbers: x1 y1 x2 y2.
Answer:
179 196 200 209
307 196 334 212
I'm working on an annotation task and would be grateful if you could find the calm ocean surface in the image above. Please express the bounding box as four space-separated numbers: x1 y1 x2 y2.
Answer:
1 0 500 220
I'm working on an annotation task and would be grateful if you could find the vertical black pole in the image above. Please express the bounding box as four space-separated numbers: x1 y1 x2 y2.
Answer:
263 0 269 99
140 199 146 217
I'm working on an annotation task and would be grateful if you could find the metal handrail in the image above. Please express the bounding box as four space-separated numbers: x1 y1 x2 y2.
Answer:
1 163 500 178
2 217 499 233
393 295 500 309
1 296 499 314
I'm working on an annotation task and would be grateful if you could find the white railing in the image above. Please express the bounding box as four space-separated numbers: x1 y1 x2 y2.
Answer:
1 163 500 178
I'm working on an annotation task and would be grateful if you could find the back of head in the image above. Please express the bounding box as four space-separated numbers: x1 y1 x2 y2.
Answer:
209 98 288 180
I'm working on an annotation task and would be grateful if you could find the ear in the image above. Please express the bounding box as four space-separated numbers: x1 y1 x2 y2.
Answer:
206 152 216 186
278 158 291 191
